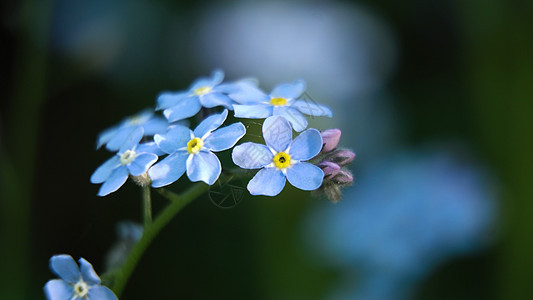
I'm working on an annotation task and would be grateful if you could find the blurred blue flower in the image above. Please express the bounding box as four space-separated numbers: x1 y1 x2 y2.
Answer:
156 70 242 122
97 108 168 151
44 254 117 300
232 80 332 132
148 109 245 186
306 149 497 299
232 116 324 196
91 127 158 196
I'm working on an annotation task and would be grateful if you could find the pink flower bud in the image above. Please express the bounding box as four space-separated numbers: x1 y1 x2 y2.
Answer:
321 129 341 153
329 149 356 166
318 161 341 179
332 169 353 185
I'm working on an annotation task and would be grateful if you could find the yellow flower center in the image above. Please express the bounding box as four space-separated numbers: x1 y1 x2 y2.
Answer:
120 150 137 165
187 137 204 154
193 86 212 96
270 97 287 106
73 280 89 298
273 152 291 169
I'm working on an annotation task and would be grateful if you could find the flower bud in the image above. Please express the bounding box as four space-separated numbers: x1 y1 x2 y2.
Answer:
320 129 341 153
332 169 353 185
318 161 341 179
327 149 356 166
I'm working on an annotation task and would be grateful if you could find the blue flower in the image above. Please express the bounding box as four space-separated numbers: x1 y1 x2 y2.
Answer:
232 80 333 132
156 70 242 122
97 108 168 151
44 254 117 300
148 109 245 187
91 127 158 196
232 116 324 196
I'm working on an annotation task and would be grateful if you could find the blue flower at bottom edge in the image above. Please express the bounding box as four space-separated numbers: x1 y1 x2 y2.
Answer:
148 109 246 187
156 70 241 122
44 254 117 300
232 116 324 196
91 127 158 196
231 80 333 132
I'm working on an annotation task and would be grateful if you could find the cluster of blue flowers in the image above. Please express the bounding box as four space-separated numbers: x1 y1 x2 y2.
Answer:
90 70 333 197
45 71 348 299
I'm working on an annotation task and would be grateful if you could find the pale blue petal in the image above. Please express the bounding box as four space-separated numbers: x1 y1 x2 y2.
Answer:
199 93 234 109
97 167 129 197
163 97 202 122
96 126 119 149
186 151 222 185
119 127 144 153
136 142 165 156
274 107 308 132
191 70 224 90
91 156 121 184
233 104 273 118
247 167 286 196
50 255 80 284
44 279 73 300
228 81 268 104
270 80 306 99
87 286 118 300
292 99 333 117
148 152 188 188
156 91 188 110
154 125 191 154
143 117 169 135
193 109 228 138
78 258 101 285
105 127 136 151
286 162 324 190
204 123 246 152
288 129 323 161
232 142 273 169
262 116 292 152
127 153 158 176
216 78 257 94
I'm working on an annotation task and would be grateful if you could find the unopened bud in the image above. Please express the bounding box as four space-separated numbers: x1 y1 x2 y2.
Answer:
332 169 353 185
318 161 341 179
320 129 341 153
327 149 356 166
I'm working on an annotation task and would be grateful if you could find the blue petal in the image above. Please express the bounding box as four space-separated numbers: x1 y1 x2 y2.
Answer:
199 92 234 109
191 69 224 90
186 151 222 185
288 129 323 161
105 127 136 151
193 109 228 138
163 97 202 122
91 156 121 184
49 254 80 284
142 117 169 135
127 153 158 176
44 279 73 300
292 99 333 117
233 104 272 119
78 258 101 285
87 286 118 300
232 142 273 169
247 167 286 196
262 116 292 152
154 125 192 154
270 79 306 99
273 106 308 132
204 123 246 152
96 126 119 149
156 91 188 110
136 142 165 156
228 81 268 104
97 167 129 196
148 152 188 188
286 162 324 191
119 127 144 153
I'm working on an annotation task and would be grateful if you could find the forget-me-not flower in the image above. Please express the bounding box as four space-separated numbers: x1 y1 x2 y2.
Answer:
156 70 241 122
97 108 168 151
232 80 333 132
44 254 117 300
232 116 324 196
148 109 245 187
91 127 158 196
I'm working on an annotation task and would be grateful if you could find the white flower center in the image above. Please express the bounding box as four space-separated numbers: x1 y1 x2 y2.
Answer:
73 280 89 298
120 150 137 165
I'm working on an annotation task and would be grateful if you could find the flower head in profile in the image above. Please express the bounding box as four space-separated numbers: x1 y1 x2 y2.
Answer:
148 109 245 187
232 116 324 196
44 254 117 300
232 80 333 132
97 108 168 151
91 128 158 196
156 70 242 122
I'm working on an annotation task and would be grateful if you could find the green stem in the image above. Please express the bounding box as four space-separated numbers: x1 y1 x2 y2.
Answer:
111 183 208 297
142 186 152 226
